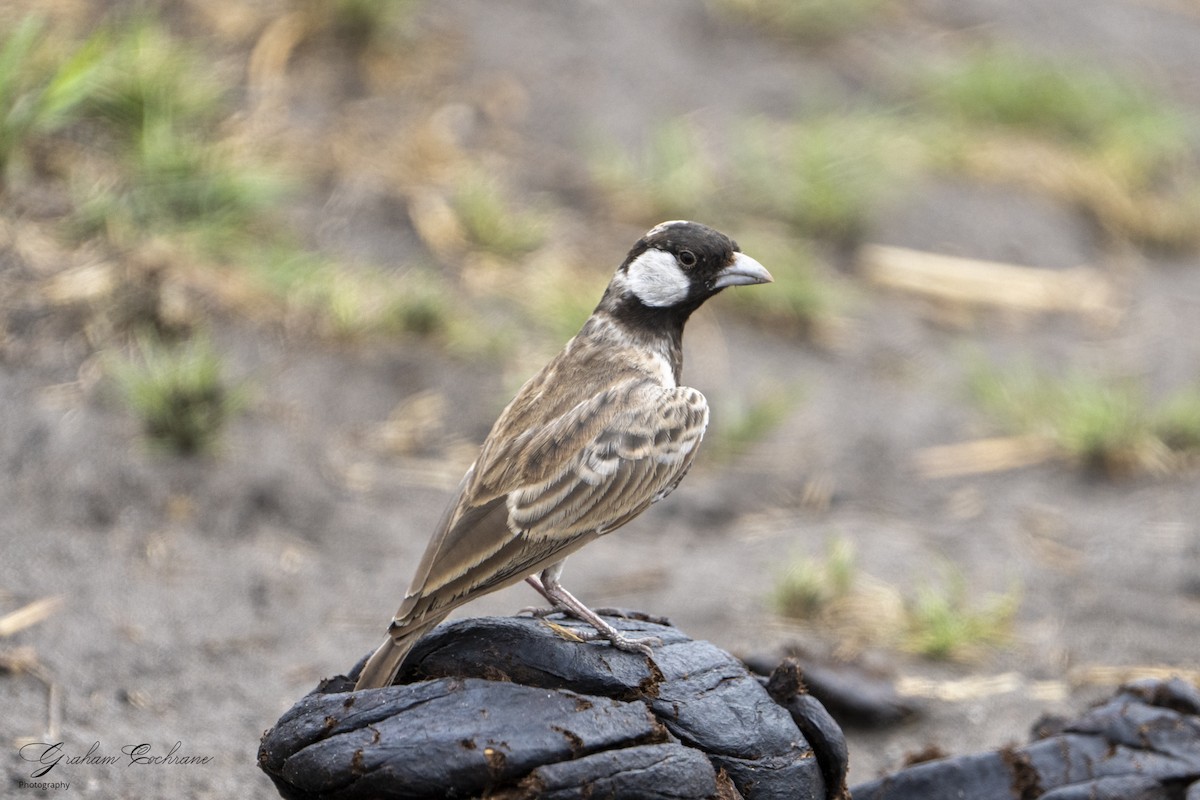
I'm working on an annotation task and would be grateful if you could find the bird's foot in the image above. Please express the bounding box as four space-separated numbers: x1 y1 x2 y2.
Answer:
572 626 662 657
525 606 663 655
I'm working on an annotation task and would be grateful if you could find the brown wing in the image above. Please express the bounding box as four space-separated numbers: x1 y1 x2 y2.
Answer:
504 383 708 537
394 381 708 624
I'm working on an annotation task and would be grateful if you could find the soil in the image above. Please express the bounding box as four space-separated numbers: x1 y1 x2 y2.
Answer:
3 0 1200 797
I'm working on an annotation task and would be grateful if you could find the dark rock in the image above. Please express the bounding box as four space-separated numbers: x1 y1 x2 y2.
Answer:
1038 775 1167 800
517 743 719 800
260 614 845 799
784 693 850 800
1119 676 1200 716
851 677 1200 800
743 652 918 728
851 750 1018 800
765 659 850 800
259 677 664 799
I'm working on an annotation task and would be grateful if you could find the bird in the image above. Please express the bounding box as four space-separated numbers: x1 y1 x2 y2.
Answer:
353 220 772 691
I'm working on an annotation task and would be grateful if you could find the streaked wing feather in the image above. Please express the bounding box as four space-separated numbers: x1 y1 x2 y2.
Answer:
399 380 707 624
508 385 708 538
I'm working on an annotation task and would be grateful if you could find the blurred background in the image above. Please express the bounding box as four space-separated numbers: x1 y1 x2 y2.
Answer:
2 0 1199 795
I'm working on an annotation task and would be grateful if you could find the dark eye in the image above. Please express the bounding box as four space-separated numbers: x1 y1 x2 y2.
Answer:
678 250 697 268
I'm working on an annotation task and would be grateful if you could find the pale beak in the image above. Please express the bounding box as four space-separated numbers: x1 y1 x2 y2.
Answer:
711 252 773 290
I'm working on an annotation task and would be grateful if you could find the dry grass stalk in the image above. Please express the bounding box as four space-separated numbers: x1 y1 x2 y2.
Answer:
896 672 1069 703
915 435 1058 478
43 262 115 305
4 657 62 745
247 11 309 110
408 188 468 260
860 244 1119 322
0 598 63 743
1070 664 1200 688
0 596 64 638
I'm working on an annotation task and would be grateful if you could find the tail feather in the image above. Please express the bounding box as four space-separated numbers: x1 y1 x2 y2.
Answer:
353 615 446 690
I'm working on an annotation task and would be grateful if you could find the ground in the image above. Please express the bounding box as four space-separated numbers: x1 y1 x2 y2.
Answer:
2 0 1200 797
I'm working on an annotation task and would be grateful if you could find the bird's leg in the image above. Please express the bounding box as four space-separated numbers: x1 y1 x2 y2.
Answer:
536 562 662 656
519 574 569 617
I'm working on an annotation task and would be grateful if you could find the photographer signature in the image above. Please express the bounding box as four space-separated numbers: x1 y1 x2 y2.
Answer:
18 741 213 778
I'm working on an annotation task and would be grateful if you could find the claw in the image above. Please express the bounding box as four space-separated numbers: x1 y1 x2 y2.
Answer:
620 634 662 658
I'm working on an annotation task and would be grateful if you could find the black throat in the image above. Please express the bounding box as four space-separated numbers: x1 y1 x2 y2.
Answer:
591 290 695 379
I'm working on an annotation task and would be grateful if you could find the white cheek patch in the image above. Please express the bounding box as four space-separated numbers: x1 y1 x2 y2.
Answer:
626 248 691 307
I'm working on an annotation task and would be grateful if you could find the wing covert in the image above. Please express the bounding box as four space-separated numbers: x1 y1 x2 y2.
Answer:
506 383 709 538
397 380 708 620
